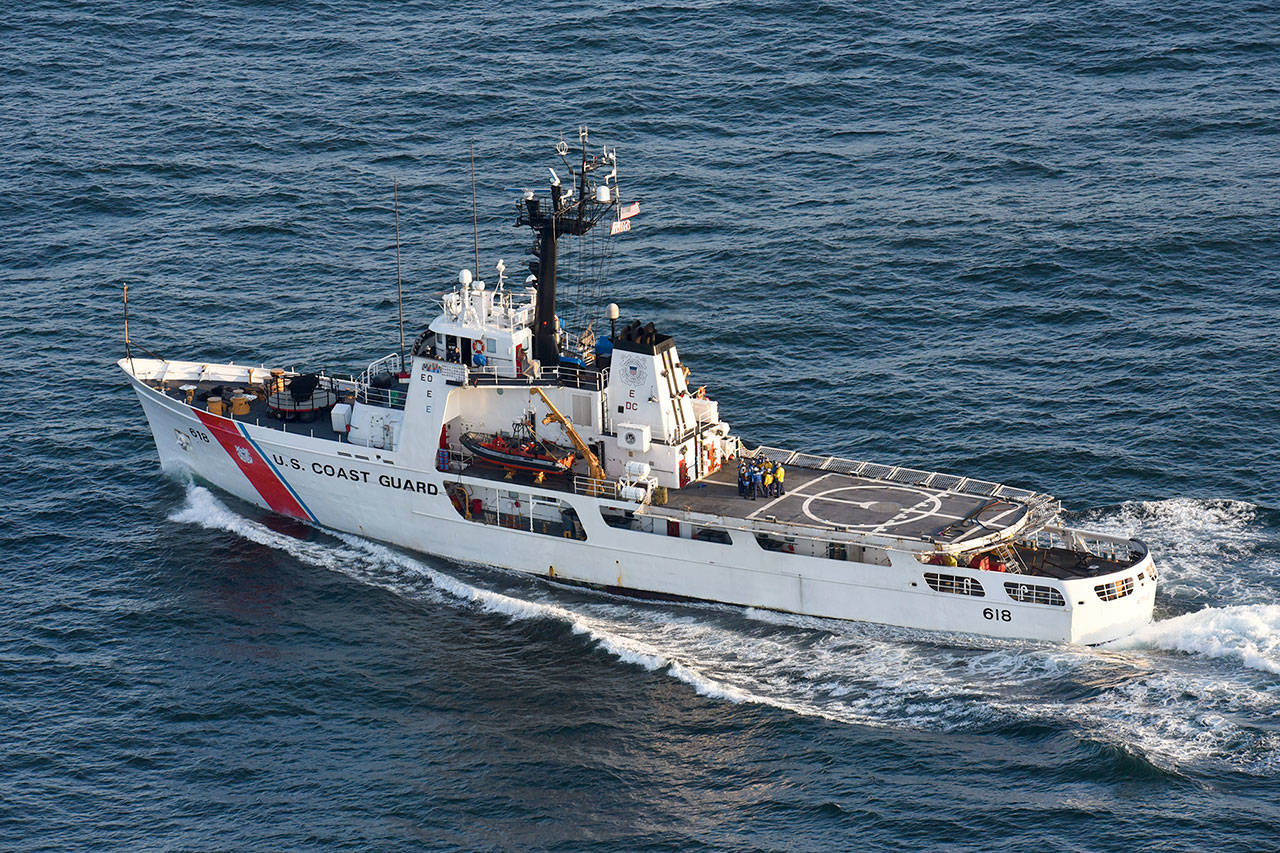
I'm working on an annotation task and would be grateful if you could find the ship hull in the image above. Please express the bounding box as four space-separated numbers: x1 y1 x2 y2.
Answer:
127 364 1155 646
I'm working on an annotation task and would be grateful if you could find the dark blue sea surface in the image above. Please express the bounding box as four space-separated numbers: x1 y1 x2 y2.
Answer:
4 0 1280 849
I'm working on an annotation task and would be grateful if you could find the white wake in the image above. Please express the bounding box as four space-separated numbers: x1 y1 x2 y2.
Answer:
170 485 763 706
1113 604 1280 675
170 486 1280 773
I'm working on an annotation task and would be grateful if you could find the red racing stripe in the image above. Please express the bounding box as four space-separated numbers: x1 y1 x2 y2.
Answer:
194 410 310 521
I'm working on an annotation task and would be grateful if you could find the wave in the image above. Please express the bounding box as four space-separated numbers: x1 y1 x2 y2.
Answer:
169 485 766 707
169 485 1280 773
1081 497 1278 607
1113 604 1280 675
1083 497 1261 556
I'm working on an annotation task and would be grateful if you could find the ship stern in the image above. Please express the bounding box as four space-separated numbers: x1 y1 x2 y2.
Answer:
1064 551 1158 645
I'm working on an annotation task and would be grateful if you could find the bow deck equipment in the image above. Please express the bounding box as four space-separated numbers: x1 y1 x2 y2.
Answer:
121 129 1157 645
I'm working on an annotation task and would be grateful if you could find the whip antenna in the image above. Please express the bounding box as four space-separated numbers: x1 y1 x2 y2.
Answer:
470 142 480 284
394 178 405 363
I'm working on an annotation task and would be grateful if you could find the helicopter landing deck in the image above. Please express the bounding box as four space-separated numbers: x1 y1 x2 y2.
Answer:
664 465 1030 546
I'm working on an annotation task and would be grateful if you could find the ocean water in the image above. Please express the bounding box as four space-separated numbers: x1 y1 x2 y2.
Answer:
4 0 1280 849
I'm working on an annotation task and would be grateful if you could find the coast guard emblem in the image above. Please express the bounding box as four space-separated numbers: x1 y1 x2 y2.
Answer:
622 359 647 387
236 446 253 465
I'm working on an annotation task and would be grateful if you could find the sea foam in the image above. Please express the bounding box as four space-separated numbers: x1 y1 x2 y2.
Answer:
170 485 1280 771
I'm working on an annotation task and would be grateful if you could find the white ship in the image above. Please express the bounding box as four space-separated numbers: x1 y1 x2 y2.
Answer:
121 132 1156 645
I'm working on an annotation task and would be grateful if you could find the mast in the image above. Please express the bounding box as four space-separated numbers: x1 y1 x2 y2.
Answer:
123 283 134 376
516 127 619 368
393 179 404 363
526 184 563 366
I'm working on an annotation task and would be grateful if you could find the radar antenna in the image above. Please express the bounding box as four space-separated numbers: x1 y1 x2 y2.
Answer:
515 127 624 368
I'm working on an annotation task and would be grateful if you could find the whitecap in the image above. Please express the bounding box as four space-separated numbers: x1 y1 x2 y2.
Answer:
1110 604 1280 675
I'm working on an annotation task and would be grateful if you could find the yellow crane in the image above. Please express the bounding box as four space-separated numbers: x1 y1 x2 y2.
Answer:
530 387 606 482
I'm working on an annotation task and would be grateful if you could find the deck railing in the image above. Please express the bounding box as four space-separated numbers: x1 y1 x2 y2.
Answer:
436 447 474 473
1019 527 1144 565
355 352 409 410
573 475 618 499
468 363 608 391
356 350 610 406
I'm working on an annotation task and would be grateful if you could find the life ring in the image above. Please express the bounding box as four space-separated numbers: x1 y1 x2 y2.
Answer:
783 543 795 554
472 339 484 354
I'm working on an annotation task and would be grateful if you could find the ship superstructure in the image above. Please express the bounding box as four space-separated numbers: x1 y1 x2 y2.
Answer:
121 131 1157 644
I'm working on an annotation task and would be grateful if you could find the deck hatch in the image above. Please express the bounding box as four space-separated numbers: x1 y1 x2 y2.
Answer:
923 572 985 597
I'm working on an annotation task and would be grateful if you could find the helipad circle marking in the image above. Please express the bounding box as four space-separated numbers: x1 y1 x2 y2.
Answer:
800 485 941 530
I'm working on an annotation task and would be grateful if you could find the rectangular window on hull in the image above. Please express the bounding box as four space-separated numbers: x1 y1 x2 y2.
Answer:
445 483 586 540
755 534 796 555
691 526 731 545
1004 582 1066 607
923 572 985 597
756 535 890 566
1095 577 1134 601
600 508 732 545
601 508 635 530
